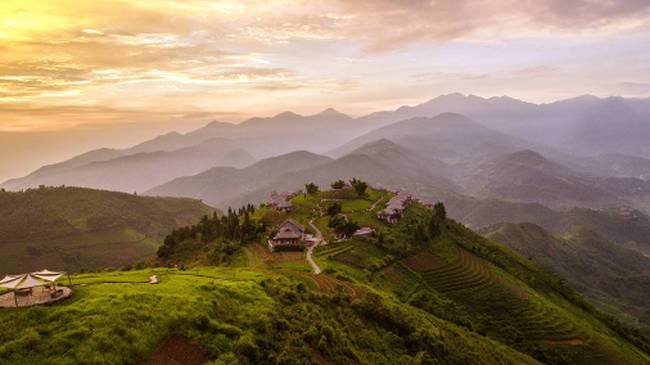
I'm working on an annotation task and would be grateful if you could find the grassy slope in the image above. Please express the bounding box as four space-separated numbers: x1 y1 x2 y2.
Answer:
0 187 213 275
1 188 648 364
0 267 540 365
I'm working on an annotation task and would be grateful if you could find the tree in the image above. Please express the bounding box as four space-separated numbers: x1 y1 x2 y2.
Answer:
331 180 345 189
428 214 440 238
428 202 447 238
377 232 385 247
305 182 319 195
327 202 342 216
349 178 368 196
328 215 360 238
434 202 447 221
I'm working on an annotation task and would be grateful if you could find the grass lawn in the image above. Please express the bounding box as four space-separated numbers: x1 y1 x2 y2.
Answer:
0 267 268 365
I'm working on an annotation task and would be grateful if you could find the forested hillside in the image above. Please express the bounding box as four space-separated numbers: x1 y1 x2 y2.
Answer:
0 186 213 275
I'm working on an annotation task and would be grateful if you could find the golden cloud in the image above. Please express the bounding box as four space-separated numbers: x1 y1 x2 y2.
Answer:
0 0 648 131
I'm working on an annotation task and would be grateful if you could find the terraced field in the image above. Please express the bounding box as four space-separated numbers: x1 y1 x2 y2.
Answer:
404 247 585 347
419 249 499 294
514 302 584 342
314 243 353 258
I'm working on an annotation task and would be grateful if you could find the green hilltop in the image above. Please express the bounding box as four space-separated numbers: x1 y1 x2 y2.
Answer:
0 183 648 365
0 186 214 275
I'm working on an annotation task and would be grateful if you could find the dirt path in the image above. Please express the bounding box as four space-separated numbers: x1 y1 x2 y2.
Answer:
542 338 584 346
307 219 325 274
369 197 384 211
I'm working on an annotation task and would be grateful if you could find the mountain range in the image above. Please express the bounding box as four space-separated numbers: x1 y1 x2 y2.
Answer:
5 94 650 195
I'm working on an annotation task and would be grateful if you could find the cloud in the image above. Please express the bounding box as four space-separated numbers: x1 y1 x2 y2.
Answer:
329 0 650 51
1 0 649 131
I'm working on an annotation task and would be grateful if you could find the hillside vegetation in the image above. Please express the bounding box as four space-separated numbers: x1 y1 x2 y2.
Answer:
481 222 650 328
0 267 540 365
1 184 648 364
40 183 647 365
0 186 213 275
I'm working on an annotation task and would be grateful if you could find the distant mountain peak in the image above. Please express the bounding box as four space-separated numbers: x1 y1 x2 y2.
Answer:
440 92 467 99
274 111 301 119
314 107 348 118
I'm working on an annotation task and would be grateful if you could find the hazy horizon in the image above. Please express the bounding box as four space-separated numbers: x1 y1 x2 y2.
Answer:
1 91 648 183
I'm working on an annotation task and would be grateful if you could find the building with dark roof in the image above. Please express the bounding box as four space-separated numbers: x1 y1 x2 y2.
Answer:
268 219 308 251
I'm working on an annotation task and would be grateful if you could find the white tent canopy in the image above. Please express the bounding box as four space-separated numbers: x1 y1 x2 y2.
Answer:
0 275 23 286
32 269 62 276
34 273 63 282
0 270 65 290
32 269 64 282
16 275 45 290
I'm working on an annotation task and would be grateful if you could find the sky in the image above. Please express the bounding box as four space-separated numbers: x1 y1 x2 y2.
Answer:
0 0 649 179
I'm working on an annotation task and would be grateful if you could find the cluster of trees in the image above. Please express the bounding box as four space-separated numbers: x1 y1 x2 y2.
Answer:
157 205 263 262
328 215 360 238
326 202 342 216
373 202 447 256
349 178 368 196
306 178 368 196
305 183 319 195
428 202 447 237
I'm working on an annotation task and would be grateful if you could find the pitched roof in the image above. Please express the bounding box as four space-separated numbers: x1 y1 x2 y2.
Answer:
380 191 412 216
282 219 305 232
274 219 306 240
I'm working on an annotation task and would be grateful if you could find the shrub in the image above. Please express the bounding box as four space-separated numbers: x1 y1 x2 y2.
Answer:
331 180 345 189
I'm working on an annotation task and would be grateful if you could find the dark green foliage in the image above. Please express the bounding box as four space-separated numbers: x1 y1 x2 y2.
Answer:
434 202 446 221
428 202 447 238
326 202 342 216
157 205 261 264
328 215 360 238
305 183 319 195
331 180 346 189
349 178 368 196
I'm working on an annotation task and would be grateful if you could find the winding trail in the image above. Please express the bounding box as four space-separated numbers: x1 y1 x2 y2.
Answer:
307 219 325 274
369 197 384 211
